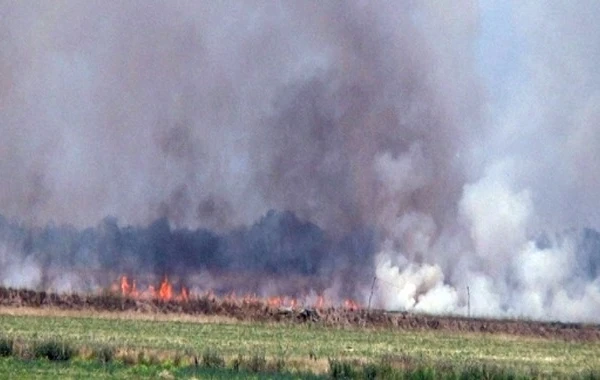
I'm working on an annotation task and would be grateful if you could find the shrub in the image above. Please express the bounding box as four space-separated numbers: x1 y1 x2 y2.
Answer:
329 358 357 379
270 356 287 373
579 370 600 380
0 337 13 357
457 363 518 380
362 363 378 380
137 350 146 364
93 345 115 364
34 339 75 361
120 351 137 365
172 351 183 367
231 354 244 372
201 348 225 368
247 352 267 373
406 366 436 380
148 353 161 365
15 342 33 360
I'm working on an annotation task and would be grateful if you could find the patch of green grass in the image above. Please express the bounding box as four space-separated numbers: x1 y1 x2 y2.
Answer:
0 356 322 379
0 351 599 379
0 312 599 377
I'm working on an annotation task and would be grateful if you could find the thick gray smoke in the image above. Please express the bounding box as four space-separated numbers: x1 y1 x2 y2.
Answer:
0 1 599 322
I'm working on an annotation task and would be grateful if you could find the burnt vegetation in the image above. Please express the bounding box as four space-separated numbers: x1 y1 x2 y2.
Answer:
1 286 600 342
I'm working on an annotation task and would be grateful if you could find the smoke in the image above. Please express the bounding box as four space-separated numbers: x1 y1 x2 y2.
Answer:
0 210 376 300
0 1 599 321
371 0 600 321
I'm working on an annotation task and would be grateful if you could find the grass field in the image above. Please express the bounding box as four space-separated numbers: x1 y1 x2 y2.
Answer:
0 307 599 378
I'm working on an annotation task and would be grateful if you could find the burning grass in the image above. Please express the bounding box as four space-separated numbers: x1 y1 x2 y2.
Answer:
1 285 600 342
114 274 358 311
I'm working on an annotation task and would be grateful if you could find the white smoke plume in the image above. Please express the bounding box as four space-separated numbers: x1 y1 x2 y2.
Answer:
370 1 600 322
0 1 599 322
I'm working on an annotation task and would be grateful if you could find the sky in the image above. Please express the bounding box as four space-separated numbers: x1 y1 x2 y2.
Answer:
477 0 523 103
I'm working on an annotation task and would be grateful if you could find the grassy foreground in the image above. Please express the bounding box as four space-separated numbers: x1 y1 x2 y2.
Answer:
0 308 599 378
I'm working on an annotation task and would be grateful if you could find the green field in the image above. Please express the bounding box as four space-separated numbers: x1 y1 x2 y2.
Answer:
0 308 599 379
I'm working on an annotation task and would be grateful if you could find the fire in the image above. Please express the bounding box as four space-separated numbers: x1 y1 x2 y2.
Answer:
344 299 360 311
316 295 325 309
118 275 187 302
266 296 298 308
180 286 189 302
242 293 259 306
158 277 172 300
120 276 130 295
130 280 139 298
114 275 362 310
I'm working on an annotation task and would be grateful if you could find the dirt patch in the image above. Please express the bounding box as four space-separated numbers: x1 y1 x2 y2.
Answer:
0 286 598 342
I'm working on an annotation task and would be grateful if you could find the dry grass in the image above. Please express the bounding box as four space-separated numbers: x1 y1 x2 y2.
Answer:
0 306 239 325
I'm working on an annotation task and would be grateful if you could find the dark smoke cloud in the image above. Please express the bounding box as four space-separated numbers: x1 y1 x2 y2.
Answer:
0 1 599 321
0 210 374 299
0 1 473 231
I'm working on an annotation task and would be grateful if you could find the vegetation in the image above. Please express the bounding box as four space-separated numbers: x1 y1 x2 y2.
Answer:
0 337 12 357
0 308 599 378
92 344 115 364
202 347 226 368
33 339 76 361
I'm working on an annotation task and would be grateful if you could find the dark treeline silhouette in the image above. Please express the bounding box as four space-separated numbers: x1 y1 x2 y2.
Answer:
0 210 377 295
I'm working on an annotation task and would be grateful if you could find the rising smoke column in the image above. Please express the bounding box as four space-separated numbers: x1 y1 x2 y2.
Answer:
374 1 600 322
0 1 599 321
0 2 478 289
0 2 476 230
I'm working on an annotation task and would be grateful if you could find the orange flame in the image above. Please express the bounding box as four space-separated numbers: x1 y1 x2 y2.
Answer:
315 295 325 309
120 276 129 295
267 295 282 307
344 299 360 311
158 277 172 300
242 293 259 306
179 286 189 302
118 275 187 302
115 275 361 309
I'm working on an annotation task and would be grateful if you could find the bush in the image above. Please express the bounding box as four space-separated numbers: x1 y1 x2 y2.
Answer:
329 358 357 379
137 350 146 364
120 351 137 365
406 366 436 380
34 339 75 361
362 363 378 380
457 363 518 380
247 352 267 373
172 351 183 367
230 352 281 374
579 370 600 380
148 353 161 365
362 362 396 380
0 337 13 357
93 345 115 364
201 348 225 368
270 356 287 373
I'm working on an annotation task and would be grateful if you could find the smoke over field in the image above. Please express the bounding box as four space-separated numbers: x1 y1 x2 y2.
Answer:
0 1 599 322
